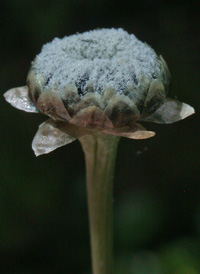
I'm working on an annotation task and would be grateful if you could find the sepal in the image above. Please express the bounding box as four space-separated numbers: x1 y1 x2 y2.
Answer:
4 86 39 113
32 119 76 156
142 98 194 124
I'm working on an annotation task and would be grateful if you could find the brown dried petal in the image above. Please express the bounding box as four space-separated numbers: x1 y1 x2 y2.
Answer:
103 123 155 139
70 106 113 129
36 88 71 121
32 119 76 156
74 93 104 114
60 84 80 116
142 98 195 124
27 69 45 105
4 86 39 113
102 87 116 106
159 55 171 89
142 79 166 116
105 94 140 127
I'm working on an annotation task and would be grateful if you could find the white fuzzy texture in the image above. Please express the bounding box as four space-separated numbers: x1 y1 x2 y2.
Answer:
33 28 161 95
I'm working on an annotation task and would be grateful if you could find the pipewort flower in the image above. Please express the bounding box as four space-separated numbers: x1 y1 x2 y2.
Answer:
4 28 194 274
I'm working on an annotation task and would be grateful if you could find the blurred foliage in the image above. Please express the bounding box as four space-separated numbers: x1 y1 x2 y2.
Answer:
1 0 200 273
115 191 165 248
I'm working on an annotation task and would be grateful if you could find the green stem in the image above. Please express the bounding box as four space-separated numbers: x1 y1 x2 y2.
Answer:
79 132 120 274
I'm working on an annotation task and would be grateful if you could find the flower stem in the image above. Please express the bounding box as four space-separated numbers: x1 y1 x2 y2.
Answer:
79 132 120 274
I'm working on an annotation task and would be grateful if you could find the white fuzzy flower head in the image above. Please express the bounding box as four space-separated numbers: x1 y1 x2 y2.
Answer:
4 28 194 156
32 28 163 95
28 28 170 121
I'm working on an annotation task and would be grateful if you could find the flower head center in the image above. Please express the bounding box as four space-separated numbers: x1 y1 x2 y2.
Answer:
33 28 161 96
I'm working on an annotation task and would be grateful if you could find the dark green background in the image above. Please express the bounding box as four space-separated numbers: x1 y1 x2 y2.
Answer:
1 1 199 273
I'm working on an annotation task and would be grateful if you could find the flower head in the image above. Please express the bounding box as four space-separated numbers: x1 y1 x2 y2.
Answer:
4 28 194 156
